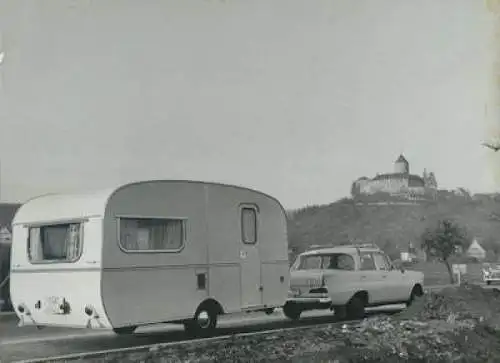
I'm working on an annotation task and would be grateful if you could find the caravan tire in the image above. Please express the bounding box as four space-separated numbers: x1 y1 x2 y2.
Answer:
283 302 301 321
184 305 218 337
113 326 137 335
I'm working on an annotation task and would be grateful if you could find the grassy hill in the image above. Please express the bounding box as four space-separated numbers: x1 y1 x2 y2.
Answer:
286 192 500 261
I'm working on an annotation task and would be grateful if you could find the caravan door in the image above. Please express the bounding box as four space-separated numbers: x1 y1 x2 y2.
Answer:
239 205 262 308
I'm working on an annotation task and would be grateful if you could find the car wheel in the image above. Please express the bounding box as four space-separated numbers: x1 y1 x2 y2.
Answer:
283 302 301 320
406 285 424 307
346 296 365 320
487 280 492 285
184 305 218 337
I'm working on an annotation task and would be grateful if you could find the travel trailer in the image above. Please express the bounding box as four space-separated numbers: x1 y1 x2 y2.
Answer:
10 180 289 336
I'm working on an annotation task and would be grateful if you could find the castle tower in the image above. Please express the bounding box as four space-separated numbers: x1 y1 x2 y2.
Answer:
394 154 409 174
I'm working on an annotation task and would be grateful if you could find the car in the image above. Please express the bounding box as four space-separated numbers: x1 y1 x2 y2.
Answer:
284 243 425 321
482 262 500 285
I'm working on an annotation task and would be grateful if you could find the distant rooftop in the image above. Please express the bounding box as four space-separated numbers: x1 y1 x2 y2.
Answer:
395 154 408 163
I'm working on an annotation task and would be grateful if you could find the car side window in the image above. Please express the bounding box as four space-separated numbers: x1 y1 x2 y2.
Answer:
360 253 376 270
325 254 355 271
373 253 390 271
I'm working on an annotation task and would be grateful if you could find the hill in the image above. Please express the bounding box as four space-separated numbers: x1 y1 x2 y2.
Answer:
286 192 500 261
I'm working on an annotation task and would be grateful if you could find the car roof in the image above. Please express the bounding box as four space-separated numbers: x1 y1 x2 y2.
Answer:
300 244 382 256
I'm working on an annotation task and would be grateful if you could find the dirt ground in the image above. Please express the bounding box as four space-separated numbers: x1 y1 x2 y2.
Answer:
55 283 500 363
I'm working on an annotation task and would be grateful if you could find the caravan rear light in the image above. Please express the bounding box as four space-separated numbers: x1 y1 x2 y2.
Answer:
84 306 93 316
17 303 31 315
84 305 99 318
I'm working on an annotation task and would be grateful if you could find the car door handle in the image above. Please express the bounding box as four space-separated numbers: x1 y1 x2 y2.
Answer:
382 275 387 278
361 275 367 279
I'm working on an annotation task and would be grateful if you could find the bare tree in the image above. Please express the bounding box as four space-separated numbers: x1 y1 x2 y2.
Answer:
420 219 469 284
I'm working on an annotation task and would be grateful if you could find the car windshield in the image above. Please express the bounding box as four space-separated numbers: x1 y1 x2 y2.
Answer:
292 253 355 271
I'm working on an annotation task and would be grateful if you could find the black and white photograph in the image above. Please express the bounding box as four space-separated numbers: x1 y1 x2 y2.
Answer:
1 0 500 362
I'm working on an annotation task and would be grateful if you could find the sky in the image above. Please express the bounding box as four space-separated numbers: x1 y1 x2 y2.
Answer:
0 0 499 209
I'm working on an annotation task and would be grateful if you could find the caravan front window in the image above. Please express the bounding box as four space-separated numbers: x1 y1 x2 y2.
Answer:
28 223 83 263
119 217 185 252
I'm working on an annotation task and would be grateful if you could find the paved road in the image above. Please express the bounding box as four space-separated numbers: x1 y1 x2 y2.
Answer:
0 305 407 363
0 284 464 362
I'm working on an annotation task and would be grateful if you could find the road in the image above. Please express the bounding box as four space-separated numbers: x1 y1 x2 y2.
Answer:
0 305 408 363
0 284 476 362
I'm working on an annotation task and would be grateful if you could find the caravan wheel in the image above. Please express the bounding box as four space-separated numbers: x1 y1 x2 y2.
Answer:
113 326 137 335
184 305 218 337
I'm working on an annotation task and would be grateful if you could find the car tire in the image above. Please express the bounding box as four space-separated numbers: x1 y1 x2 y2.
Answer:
487 280 492 285
283 302 301 321
346 296 365 320
406 285 424 307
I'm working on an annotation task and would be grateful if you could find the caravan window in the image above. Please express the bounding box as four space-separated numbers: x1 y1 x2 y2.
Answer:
119 217 185 252
28 223 83 263
241 207 257 244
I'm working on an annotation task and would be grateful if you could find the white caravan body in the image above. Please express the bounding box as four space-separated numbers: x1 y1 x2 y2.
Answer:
10 180 289 331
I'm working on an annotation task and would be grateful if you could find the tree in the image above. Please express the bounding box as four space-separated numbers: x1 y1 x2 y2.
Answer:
420 219 469 284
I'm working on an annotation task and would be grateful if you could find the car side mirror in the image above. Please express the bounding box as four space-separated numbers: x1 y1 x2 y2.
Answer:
400 267 405 273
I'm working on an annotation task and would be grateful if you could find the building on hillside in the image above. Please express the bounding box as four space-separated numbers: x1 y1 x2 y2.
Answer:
400 240 427 262
466 239 486 261
351 154 438 201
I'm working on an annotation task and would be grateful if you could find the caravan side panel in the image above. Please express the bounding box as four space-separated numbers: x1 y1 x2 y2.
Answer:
100 182 210 327
205 184 289 311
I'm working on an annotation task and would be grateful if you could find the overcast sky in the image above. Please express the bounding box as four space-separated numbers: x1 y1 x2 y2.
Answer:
0 0 499 209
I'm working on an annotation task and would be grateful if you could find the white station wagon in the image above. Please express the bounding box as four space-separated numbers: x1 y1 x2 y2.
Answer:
284 244 425 320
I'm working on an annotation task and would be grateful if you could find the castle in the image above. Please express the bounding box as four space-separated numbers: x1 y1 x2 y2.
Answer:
351 154 438 200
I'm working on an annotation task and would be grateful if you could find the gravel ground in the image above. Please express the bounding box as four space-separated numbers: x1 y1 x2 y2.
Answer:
39 283 500 363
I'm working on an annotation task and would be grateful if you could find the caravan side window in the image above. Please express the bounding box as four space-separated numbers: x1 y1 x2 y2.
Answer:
241 206 257 244
118 217 185 252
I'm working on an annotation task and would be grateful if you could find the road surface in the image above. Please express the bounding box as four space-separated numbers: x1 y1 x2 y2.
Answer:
0 284 471 362
0 305 408 363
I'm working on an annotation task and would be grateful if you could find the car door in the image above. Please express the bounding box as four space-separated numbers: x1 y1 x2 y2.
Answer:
372 252 402 302
358 252 384 304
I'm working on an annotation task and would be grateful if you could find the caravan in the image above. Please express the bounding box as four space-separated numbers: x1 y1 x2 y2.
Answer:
9 180 289 336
